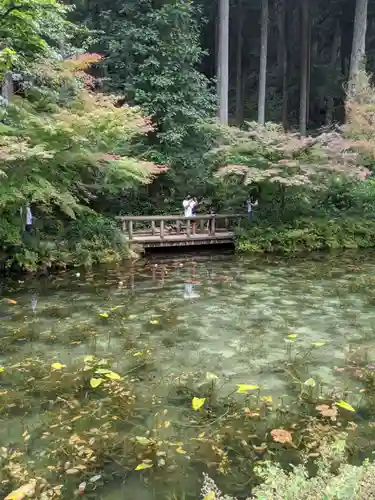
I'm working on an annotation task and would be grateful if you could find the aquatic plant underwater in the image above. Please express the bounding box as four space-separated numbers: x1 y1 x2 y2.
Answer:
1 255 375 499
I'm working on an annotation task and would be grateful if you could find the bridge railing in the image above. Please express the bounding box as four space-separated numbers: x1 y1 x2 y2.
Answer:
115 214 245 241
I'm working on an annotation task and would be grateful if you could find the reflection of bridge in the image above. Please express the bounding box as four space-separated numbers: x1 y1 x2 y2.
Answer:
116 214 245 248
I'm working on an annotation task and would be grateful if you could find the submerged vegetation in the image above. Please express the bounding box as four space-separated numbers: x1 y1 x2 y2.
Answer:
2 256 375 498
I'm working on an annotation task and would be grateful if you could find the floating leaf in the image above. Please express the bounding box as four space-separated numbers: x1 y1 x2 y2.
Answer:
5 481 36 500
89 475 101 483
84 355 95 363
263 396 273 404
236 384 260 393
203 492 216 500
128 314 137 319
135 462 153 471
90 378 104 388
0 367 5 373
304 378 316 387
66 468 80 475
95 368 111 374
312 341 327 348
175 447 186 454
133 352 143 357
136 436 151 445
99 313 109 318
192 397 206 410
110 306 122 311
287 334 297 339
7 299 17 305
104 371 122 381
271 429 293 444
335 400 356 412
51 362 65 370
206 372 218 380
149 320 160 325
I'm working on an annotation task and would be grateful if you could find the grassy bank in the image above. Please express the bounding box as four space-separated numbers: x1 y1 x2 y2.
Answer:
236 217 375 254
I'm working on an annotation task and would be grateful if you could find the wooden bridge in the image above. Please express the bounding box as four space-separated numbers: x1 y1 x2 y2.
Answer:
116 214 245 248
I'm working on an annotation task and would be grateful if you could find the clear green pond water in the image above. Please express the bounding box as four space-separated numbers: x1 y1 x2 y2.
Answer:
1 250 375 498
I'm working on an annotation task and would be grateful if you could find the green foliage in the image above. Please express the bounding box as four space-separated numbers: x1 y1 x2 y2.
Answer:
237 217 375 254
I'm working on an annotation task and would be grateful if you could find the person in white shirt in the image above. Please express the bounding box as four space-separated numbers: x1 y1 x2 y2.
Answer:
182 195 197 234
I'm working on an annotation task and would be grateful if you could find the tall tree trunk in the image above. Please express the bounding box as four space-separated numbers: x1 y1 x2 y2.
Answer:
258 0 268 125
349 0 368 91
235 0 244 125
326 23 341 124
277 0 288 130
218 0 229 124
299 0 309 136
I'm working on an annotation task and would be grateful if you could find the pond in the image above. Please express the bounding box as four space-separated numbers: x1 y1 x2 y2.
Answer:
1 250 375 499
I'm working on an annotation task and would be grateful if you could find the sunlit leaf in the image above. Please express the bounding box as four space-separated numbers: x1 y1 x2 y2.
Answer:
95 368 111 374
206 372 218 380
110 306 122 311
104 370 122 381
287 334 297 339
136 436 151 445
304 378 316 387
175 447 186 454
7 299 17 305
135 462 153 471
90 378 104 388
312 341 327 348
203 492 215 500
99 313 109 318
149 320 160 325
84 355 95 363
51 362 66 370
0 367 5 373
335 400 356 412
236 384 260 393
192 397 206 410
133 352 143 357
263 396 273 404
128 314 137 319
4 481 36 500
66 468 80 475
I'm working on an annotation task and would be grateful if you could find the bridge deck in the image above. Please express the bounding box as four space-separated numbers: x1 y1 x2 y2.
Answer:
131 231 234 248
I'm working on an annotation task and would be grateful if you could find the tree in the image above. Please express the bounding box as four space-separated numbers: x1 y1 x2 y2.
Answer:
299 0 310 136
218 0 229 124
258 0 269 125
349 0 368 91
235 0 244 125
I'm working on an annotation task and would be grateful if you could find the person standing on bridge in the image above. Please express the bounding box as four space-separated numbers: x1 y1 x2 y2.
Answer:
183 195 197 234
247 197 258 218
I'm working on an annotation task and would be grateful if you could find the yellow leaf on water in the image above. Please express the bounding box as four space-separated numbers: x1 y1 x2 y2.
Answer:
236 384 260 393
84 355 95 363
0 367 5 373
95 368 111 374
206 372 218 380
5 480 36 500
110 306 122 311
149 320 160 325
133 352 143 357
128 314 137 319
287 334 297 339
203 492 216 500
99 313 109 318
192 397 206 410
135 462 153 471
51 362 65 370
175 447 186 454
90 378 104 388
136 436 151 445
335 400 356 412
104 371 122 381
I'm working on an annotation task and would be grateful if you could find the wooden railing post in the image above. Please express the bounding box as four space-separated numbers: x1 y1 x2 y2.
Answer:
199 219 205 233
151 220 156 236
186 219 191 237
128 220 133 240
160 220 165 240
176 220 181 234
122 220 127 233
210 216 216 236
